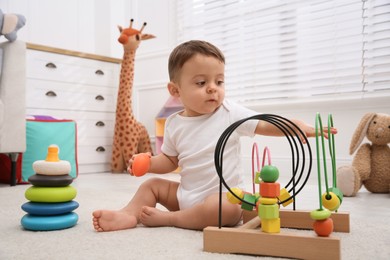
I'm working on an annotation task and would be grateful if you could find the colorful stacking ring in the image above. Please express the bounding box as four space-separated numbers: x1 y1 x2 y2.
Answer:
28 174 73 187
25 186 77 203
21 212 79 231
21 201 79 216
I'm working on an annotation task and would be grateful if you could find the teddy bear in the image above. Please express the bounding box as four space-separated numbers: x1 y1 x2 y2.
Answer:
337 112 390 196
0 9 26 42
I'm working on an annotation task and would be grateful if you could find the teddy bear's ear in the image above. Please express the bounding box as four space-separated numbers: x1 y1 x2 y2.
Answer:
349 112 376 155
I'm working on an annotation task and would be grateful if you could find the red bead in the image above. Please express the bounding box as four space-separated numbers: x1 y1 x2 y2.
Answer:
313 218 334 237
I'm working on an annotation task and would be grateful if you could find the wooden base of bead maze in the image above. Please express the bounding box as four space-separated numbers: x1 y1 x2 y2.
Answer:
203 209 350 260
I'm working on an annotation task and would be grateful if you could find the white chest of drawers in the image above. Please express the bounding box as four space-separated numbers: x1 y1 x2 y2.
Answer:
26 43 121 173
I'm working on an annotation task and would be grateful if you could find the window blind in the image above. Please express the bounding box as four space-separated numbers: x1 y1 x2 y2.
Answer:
176 0 390 106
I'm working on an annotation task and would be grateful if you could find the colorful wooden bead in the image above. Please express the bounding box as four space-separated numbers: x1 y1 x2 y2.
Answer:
226 187 244 204
258 197 278 205
262 218 281 233
241 193 256 211
254 171 261 184
310 209 331 220
278 188 294 207
329 187 343 204
258 204 279 219
322 192 341 211
259 165 279 183
313 218 334 237
260 182 280 198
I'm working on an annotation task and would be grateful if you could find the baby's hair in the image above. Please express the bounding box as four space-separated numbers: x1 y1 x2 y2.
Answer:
168 40 225 82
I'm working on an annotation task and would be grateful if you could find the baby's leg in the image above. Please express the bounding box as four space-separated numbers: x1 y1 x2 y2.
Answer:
92 177 179 232
140 193 242 230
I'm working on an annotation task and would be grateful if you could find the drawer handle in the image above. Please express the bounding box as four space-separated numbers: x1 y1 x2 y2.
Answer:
95 69 104 75
95 95 104 101
96 146 106 152
95 121 105 127
45 90 57 97
45 62 57 69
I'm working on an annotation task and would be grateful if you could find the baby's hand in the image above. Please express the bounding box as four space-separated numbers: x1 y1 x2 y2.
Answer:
127 153 151 177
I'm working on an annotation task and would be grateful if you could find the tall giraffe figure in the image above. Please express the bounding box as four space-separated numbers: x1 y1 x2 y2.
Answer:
111 19 155 173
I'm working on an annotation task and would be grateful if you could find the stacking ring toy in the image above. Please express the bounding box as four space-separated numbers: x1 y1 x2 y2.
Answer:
21 212 79 231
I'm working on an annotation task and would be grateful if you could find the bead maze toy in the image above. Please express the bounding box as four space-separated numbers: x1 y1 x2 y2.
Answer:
203 114 350 260
21 145 79 231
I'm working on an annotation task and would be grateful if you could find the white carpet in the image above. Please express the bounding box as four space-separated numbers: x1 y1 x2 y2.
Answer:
0 172 389 260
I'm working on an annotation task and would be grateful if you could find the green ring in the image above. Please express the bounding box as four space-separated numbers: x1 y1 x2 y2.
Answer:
310 209 331 220
25 186 77 203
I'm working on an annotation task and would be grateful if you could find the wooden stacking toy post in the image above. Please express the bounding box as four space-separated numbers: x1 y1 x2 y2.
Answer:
203 114 350 260
21 144 79 231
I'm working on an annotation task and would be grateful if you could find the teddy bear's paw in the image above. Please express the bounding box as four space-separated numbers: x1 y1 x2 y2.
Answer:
336 165 361 197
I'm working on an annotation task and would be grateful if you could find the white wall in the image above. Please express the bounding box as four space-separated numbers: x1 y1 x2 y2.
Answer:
2 0 389 181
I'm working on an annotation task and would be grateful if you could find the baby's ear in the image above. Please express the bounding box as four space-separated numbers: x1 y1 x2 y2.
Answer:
0 9 26 42
167 82 180 97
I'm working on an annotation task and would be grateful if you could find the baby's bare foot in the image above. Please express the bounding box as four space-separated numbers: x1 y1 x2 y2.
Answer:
92 210 137 232
139 206 173 227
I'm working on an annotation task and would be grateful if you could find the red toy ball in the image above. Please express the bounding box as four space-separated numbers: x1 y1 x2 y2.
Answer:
313 218 334 237
131 153 151 177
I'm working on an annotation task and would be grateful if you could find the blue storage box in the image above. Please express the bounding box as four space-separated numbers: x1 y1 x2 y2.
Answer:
21 115 78 182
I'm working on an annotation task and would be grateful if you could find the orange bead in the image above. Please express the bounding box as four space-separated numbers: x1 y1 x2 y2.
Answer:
322 192 341 211
132 153 151 177
313 218 334 237
260 182 280 198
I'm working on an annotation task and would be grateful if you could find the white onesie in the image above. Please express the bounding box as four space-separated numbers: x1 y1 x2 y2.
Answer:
161 99 258 209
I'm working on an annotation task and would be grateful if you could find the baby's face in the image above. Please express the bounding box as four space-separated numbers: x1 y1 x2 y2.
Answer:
176 54 225 117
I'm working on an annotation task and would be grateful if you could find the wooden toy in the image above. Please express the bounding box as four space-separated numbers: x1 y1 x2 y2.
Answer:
203 114 350 260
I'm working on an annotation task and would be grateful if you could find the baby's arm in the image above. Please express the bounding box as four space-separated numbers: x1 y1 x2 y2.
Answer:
128 152 178 175
254 118 337 141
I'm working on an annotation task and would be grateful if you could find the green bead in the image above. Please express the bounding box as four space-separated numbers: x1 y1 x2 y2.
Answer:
310 209 331 220
260 165 279 183
254 171 261 184
329 187 343 204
